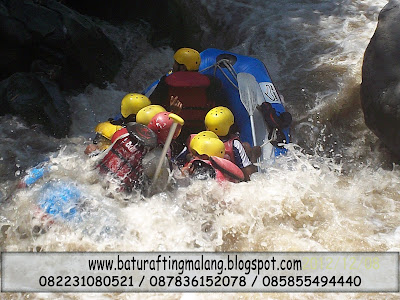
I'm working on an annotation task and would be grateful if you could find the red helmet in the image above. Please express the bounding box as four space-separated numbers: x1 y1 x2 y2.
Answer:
148 112 182 144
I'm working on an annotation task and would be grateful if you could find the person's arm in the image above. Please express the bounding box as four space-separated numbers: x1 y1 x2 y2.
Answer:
169 96 182 114
242 142 261 163
84 144 99 155
241 164 257 181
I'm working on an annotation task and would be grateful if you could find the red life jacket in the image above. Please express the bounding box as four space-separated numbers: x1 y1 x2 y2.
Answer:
98 128 147 191
186 133 197 148
165 71 212 131
223 136 239 162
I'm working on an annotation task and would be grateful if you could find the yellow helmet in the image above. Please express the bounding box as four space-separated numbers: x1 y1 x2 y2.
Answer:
136 105 167 125
94 121 122 140
120 93 151 118
173 48 201 71
204 106 234 136
193 130 219 139
190 136 225 158
189 130 218 149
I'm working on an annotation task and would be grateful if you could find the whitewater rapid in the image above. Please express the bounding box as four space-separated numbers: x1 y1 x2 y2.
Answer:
1 0 398 299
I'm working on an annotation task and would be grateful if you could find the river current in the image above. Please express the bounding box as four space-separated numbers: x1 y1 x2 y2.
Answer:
0 0 397 299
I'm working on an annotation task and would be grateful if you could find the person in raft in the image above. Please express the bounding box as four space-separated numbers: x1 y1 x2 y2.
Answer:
204 106 259 181
84 121 122 156
111 92 182 125
85 92 180 151
148 47 227 141
183 131 244 183
109 93 152 126
136 105 186 163
85 93 151 155
97 110 184 193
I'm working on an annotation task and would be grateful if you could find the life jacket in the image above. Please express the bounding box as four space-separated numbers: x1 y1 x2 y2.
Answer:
186 133 197 148
165 71 212 132
185 156 244 183
222 136 239 162
98 128 149 192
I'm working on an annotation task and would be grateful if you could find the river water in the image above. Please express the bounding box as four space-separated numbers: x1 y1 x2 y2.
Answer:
1 0 398 299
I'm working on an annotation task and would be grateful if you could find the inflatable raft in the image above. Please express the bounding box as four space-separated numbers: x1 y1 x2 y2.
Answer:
144 48 291 166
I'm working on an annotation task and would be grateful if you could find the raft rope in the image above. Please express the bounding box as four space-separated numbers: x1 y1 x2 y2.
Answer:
200 59 239 90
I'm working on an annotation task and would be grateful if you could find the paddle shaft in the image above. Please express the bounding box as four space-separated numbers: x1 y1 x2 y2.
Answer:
153 122 178 181
249 115 257 147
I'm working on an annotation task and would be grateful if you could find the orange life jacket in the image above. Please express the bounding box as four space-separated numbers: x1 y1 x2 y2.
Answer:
165 71 212 132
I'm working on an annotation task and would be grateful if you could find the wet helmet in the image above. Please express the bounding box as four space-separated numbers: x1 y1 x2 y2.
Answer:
136 105 166 125
120 93 151 118
93 121 122 150
94 121 122 140
148 112 184 144
190 136 225 158
173 48 201 71
188 130 219 149
193 130 219 139
204 106 234 136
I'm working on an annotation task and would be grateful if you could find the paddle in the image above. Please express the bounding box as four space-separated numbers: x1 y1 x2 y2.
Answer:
237 72 264 147
152 113 185 183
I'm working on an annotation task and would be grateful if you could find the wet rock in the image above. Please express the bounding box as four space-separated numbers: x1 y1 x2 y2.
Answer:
0 72 71 137
361 0 400 156
63 0 169 45
0 0 122 88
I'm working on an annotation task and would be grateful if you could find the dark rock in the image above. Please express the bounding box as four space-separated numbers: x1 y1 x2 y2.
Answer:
361 0 400 156
0 0 122 88
63 0 169 43
0 72 71 137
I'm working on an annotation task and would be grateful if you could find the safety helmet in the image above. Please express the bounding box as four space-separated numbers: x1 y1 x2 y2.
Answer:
190 136 225 158
148 112 184 144
194 130 219 139
136 105 166 125
94 121 123 140
204 106 234 136
189 131 218 149
173 48 201 71
120 93 151 118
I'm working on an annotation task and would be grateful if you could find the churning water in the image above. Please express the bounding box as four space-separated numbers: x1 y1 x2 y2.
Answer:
1 0 398 299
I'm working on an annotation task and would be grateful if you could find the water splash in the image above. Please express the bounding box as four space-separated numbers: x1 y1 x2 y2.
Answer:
0 0 397 299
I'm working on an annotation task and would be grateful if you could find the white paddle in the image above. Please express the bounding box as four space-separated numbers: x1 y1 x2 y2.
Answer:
238 72 259 147
152 113 185 183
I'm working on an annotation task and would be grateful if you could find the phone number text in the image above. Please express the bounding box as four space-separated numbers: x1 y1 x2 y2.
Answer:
38 275 362 289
